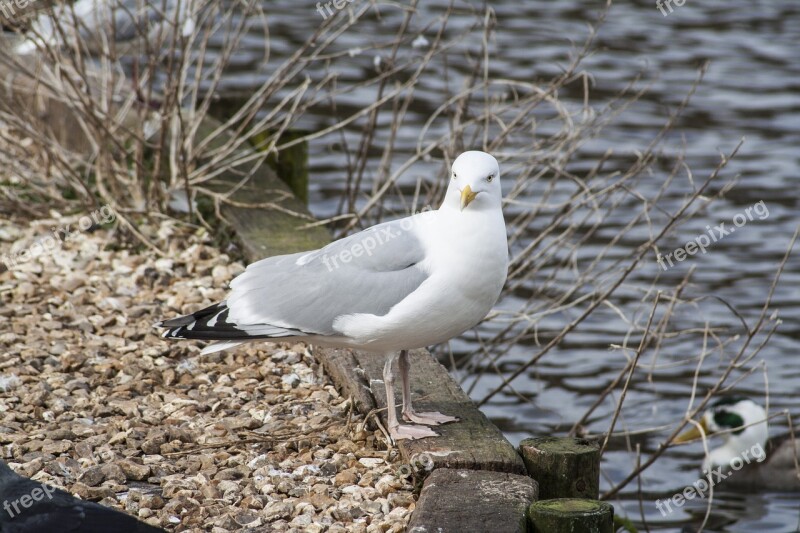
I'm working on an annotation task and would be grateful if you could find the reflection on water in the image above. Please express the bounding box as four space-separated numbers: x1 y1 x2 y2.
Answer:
204 1 799 531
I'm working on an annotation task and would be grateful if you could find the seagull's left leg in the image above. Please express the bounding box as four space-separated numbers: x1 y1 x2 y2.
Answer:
383 351 438 440
399 349 458 426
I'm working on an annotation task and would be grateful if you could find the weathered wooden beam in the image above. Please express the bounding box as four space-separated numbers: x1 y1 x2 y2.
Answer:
407 469 537 533
519 436 600 500
529 499 614 533
312 347 376 416
196 118 329 259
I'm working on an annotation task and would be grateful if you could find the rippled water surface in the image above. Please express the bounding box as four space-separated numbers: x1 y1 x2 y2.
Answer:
215 2 799 530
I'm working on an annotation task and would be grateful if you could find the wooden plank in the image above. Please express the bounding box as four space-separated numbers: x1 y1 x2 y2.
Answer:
355 349 526 474
197 120 330 260
313 347 376 416
407 468 537 533
217 177 328 260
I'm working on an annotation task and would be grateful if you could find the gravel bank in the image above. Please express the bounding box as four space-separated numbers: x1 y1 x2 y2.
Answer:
0 214 415 532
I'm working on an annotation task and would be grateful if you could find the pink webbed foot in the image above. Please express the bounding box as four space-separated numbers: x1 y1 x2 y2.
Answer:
402 410 459 426
389 423 439 441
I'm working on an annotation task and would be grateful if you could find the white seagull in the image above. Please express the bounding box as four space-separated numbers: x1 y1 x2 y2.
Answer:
156 151 509 441
15 0 196 56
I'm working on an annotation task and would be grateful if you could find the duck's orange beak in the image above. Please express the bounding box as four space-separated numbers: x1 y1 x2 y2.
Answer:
675 418 710 443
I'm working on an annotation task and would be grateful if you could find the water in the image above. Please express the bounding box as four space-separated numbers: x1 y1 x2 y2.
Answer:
211 1 800 530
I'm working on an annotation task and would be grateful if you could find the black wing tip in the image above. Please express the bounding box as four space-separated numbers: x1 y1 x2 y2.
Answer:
156 301 229 330
154 317 188 329
155 301 312 342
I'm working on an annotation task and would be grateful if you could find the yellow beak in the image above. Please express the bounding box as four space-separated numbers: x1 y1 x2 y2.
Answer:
460 185 478 211
675 418 710 443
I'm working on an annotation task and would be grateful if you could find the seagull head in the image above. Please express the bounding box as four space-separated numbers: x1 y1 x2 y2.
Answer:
447 151 501 211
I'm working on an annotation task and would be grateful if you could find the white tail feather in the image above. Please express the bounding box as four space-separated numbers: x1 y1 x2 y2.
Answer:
200 340 245 355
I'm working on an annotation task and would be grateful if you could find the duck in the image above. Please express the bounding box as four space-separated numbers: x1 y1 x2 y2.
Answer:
14 0 196 56
676 396 800 491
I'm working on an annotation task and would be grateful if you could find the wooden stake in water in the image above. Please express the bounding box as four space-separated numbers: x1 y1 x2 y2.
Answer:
529 499 614 533
519 436 600 500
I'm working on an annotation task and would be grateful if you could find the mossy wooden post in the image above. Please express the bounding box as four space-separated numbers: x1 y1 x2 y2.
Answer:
208 92 309 204
264 130 309 205
519 436 600 500
529 499 613 533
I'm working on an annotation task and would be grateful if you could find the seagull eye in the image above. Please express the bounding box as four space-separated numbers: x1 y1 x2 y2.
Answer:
452 172 457 180
486 174 494 182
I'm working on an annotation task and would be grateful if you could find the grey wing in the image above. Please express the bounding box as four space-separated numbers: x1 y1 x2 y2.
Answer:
225 217 428 335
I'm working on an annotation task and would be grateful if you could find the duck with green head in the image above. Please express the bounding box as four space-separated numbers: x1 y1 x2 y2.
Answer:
677 397 800 491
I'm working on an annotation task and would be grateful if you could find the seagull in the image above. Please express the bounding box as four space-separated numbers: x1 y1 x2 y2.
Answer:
0 460 165 532
156 151 508 441
676 396 800 491
15 0 196 56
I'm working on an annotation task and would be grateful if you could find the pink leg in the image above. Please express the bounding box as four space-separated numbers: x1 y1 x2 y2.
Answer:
399 350 458 426
383 351 438 441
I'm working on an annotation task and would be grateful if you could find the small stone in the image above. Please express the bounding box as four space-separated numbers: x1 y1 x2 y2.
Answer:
70 482 114 501
263 501 293 521
201 484 221 499
62 275 84 291
233 511 261 527
290 513 312 527
79 465 105 487
100 464 126 484
388 492 415 508
116 460 151 481
375 475 401 497
240 495 264 509
41 440 71 455
363 500 382 514
283 352 302 365
140 494 165 510
281 374 301 388
140 440 160 455
319 461 337 477
335 468 359 486
217 480 239 494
